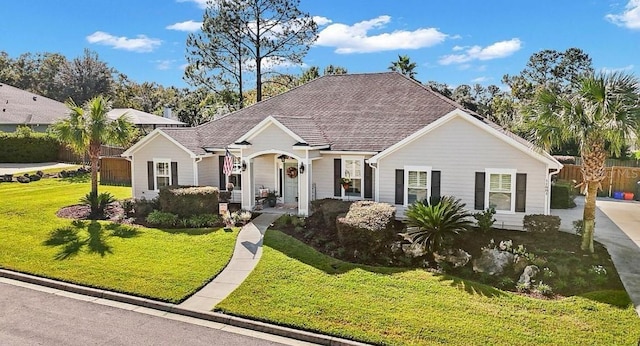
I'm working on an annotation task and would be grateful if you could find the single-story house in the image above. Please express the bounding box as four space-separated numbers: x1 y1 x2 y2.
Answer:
122 72 562 230
0 83 68 132
0 82 185 132
107 108 186 134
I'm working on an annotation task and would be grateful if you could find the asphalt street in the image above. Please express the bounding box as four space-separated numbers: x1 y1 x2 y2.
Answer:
0 282 287 346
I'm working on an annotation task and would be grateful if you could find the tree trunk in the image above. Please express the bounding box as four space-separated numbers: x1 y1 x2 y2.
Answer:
581 181 597 253
89 142 100 197
580 141 606 253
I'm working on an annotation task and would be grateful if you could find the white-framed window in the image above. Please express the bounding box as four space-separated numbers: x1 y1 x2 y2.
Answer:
342 156 363 198
405 166 431 206
485 168 516 213
153 158 171 190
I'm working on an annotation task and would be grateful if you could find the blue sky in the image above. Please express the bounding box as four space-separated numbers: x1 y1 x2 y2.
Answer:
1 0 639 89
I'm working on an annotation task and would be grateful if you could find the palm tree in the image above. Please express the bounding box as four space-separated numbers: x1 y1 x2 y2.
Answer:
52 96 137 210
527 72 640 252
388 55 417 79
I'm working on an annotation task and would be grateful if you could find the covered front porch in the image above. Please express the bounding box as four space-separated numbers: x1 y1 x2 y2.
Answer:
239 152 311 215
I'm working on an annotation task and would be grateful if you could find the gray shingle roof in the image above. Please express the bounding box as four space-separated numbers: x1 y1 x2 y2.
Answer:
108 108 185 126
187 72 460 152
157 72 548 160
0 83 68 125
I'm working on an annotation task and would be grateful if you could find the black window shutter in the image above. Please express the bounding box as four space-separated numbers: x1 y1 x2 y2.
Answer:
516 173 527 212
395 169 404 205
431 170 441 201
334 159 341 197
147 161 154 190
171 162 178 186
364 163 373 199
219 156 226 190
474 172 485 210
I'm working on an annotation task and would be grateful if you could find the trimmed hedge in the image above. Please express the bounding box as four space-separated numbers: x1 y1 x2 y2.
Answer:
336 201 397 256
158 186 220 217
0 131 60 163
309 198 352 233
551 182 577 209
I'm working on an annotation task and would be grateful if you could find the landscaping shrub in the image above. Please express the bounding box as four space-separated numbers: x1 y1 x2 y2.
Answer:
551 182 577 209
0 129 60 163
187 214 220 228
401 196 473 254
309 198 352 232
146 210 178 227
523 214 561 233
473 207 496 232
80 191 116 218
336 201 396 252
158 186 219 217
132 198 159 218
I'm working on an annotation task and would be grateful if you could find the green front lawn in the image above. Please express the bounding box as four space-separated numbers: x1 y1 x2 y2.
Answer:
0 177 238 303
218 231 640 345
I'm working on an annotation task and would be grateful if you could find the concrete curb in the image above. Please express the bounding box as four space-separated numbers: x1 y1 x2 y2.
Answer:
0 269 369 346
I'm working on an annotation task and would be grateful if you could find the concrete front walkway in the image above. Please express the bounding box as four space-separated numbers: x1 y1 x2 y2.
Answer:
551 196 640 315
179 213 280 311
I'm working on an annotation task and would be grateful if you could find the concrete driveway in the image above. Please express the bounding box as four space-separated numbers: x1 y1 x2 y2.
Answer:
0 162 78 175
552 196 640 315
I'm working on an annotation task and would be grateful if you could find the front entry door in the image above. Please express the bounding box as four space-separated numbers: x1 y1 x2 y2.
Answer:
283 162 298 204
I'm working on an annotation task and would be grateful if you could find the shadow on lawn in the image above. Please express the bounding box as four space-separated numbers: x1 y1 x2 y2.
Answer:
43 220 140 260
265 230 409 276
437 276 506 298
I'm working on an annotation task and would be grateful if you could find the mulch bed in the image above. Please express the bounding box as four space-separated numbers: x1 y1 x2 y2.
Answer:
56 203 131 224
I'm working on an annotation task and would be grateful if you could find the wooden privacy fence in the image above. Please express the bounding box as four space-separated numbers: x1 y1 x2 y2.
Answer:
557 164 640 196
100 157 131 186
59 145 126 164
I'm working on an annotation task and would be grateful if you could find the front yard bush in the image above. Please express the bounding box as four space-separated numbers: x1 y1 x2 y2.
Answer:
551 181 577 209
158 186 219 217
309 198 352 233
146 210 179 227
0 129 60 163
336 201 396 257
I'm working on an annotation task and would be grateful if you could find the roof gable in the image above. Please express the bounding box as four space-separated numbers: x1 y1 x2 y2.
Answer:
122 128 198 158
0 83 68 125
369 110 562 168
236 116 305 144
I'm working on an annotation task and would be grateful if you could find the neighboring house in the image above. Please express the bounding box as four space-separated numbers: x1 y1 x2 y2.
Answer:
0 83 68 132
107 108 185 135
0 82 185 133
123 72 562 230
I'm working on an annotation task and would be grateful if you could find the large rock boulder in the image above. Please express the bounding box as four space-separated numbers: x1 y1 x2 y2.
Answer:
517 265 540 287
434 248 471 268
402 243 428 258
16 175 30 183
473 248 514 275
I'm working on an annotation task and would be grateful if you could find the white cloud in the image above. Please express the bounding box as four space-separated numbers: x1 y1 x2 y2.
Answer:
439 38 522 65
87 31 162 53
452 45 466 51
166 20 202 32
313 16 332 26
155 60 176 70
315 15 447 54
244 56 307 71
606 0 640 29
471 76 489 83
600 64 635 73
177 0 210 9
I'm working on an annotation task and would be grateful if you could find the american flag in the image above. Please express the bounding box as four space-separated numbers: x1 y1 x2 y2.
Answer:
223 149 234 177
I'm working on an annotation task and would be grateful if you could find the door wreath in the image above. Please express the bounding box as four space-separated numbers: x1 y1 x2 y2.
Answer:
286 166 298 178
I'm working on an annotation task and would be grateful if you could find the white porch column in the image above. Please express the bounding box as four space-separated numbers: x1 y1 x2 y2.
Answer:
241 157 252 211
298 159 310 215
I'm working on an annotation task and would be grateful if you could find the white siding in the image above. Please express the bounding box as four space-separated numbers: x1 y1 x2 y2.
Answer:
131 134 194 200
198 156 216 186
378 116 548 230
253 155 277 193
244 123 298 157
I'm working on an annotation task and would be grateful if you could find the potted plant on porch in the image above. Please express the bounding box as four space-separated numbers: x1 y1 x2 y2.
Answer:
341 177 351 191
266 191 278 207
